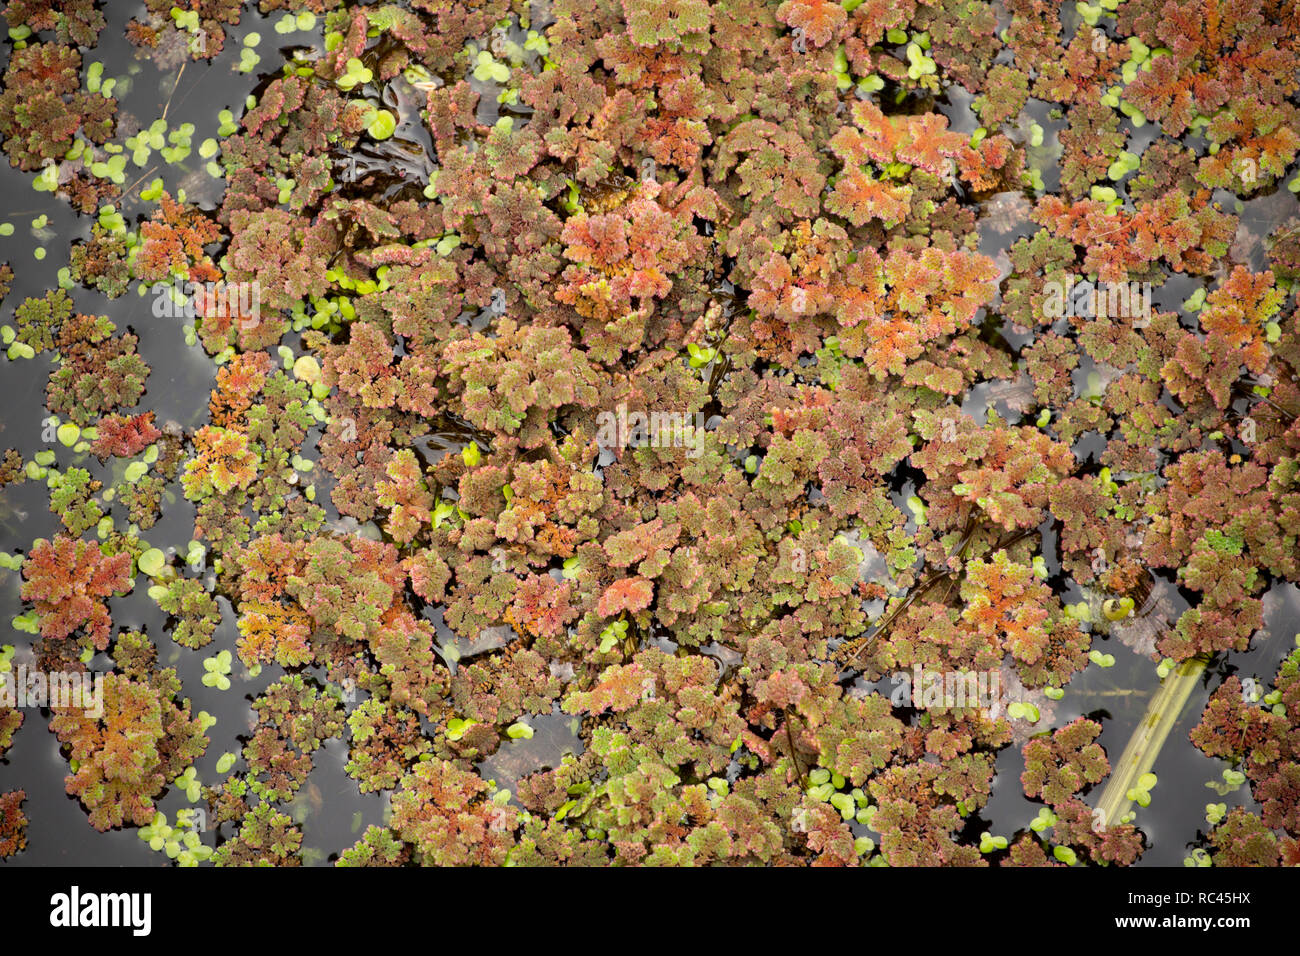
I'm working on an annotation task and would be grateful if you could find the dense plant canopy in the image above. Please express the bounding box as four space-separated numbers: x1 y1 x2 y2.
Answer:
0 0 1298 868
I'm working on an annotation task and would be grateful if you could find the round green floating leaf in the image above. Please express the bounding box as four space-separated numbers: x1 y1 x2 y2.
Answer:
138 548 167 578
292 354 321 384
1053 845 1077 865
829 792 854 819
368 109 397 140
56 423 80 447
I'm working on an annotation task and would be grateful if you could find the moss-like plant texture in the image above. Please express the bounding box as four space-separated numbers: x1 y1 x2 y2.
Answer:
0 0 1298 868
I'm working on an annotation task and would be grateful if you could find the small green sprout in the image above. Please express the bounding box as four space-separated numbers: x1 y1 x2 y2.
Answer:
446 717 477 741
598 618 628 653
201 650 233 690
1205 768 1246 795
1007 701 1041 722
905 495 926 525
806 767 835 801
336 57 373 91
174 766 201 801
1053 844 1078 866
432 499 460 529
472 50 510 83
139 811 173 852
1029 807 1058 833
818 790 849 819
1089 648 1116 668
1089 184 1122 211
686 343 715 367
217 109 239 137
141 808 212 865
170 8 200 31
1066 601 1092 623
1125 771 1157 807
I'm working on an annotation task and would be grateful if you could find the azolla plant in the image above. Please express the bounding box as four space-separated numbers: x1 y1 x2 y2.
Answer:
0 0 1298 867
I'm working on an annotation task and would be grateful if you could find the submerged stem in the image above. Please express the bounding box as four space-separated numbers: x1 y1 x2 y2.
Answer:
1094 655 1209 831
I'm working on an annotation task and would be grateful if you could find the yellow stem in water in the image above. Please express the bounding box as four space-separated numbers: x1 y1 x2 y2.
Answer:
1095 655 1208 831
